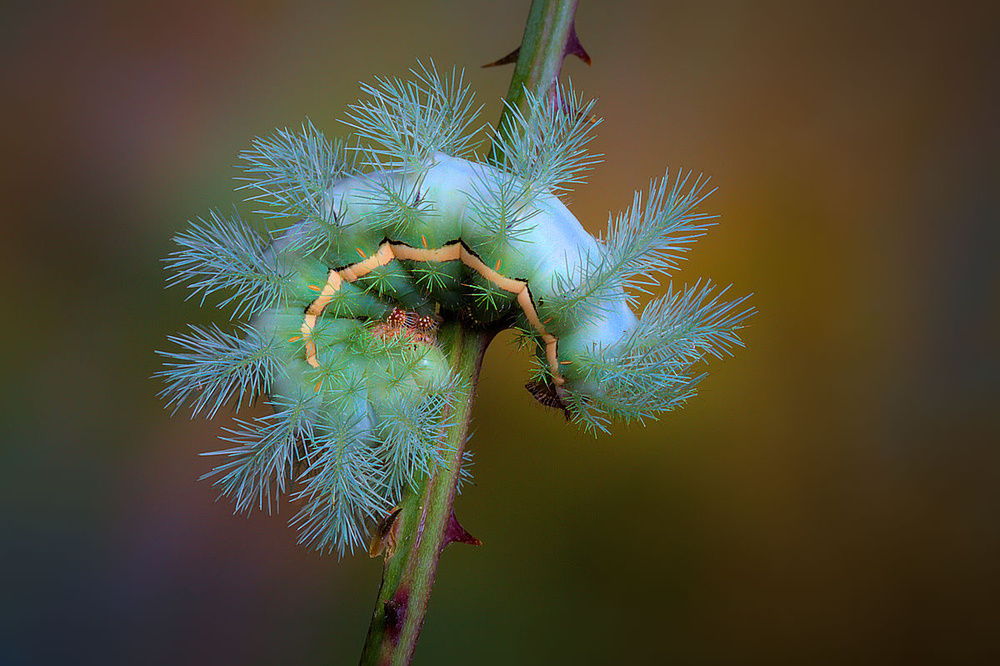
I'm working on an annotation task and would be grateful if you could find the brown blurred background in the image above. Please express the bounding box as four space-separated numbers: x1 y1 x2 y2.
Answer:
1 1 997 664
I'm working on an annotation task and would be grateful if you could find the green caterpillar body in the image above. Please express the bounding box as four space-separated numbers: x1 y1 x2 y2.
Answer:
264 152 636 427
159 67 752 553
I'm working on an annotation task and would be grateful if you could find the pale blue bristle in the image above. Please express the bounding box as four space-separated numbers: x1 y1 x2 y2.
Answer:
165 210 292 317
155 323 279 418
491 81 602 196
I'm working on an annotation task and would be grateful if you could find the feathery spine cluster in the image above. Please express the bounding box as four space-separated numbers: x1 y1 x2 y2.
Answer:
158 62 753 554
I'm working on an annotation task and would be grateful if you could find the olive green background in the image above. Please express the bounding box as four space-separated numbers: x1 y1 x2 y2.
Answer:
2 1 997 664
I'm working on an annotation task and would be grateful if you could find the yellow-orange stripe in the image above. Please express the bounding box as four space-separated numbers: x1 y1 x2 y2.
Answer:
301 241 564 385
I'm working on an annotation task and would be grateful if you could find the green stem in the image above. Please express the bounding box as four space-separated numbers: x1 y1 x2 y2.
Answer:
358 321 493 666
358 1 582 663
491 0 583 165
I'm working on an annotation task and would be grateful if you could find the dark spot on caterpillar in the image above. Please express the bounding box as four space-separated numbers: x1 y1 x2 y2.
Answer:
491 309 521 331
525 379 569 418
460 307 483 326
373 307 440 345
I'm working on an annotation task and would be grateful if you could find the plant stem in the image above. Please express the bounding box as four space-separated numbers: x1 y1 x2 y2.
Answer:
358 1 583 662
491 0 584 164
358 321 494 665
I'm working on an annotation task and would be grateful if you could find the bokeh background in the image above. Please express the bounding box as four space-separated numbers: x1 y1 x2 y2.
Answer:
2 1 998 663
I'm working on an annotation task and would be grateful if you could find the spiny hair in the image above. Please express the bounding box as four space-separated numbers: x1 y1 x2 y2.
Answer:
164 210 293 318
565 281 753 433
156 323 280 418
548 169 717 325
492 81 602 195
344 60 483 170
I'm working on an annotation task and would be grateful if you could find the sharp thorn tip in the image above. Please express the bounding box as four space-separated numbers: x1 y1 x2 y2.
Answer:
482 47 520 69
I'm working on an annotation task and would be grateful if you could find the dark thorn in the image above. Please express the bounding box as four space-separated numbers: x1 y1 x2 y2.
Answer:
368 506 403 558
565 20 592 65
444 507 482 547
482 47 520 68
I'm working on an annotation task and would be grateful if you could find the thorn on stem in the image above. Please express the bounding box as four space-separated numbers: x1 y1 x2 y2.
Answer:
369 506 403 558
444 508 482 547
483 21 590 70
482 48 520 68
566 20 591 65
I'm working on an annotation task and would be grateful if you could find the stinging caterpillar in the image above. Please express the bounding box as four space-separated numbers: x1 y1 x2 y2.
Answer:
158 63 753 554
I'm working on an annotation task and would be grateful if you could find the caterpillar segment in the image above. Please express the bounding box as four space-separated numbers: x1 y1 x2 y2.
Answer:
299 238 566 402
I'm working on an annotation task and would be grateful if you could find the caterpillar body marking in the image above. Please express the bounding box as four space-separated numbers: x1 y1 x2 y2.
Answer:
274 152 647 419
371 307 440 344
299 234 565 391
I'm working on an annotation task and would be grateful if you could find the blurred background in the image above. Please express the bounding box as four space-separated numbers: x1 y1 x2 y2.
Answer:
1 1 997 663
